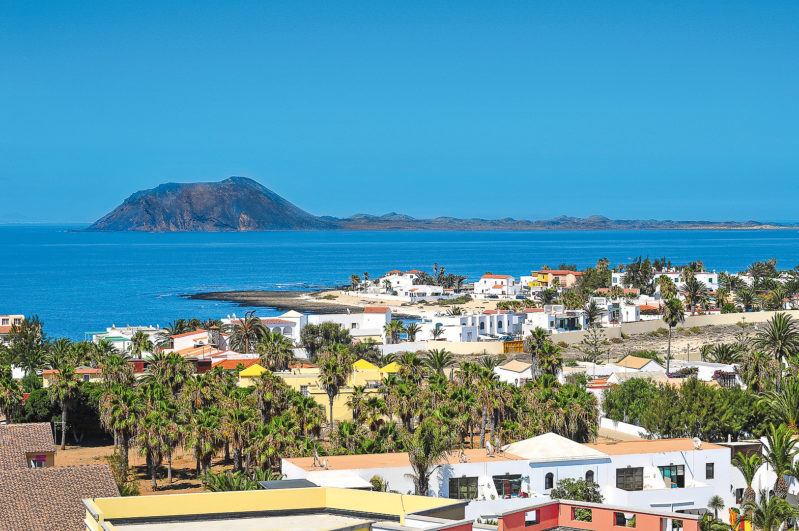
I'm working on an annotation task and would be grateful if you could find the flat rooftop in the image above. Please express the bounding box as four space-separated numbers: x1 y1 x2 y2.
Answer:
112 512 372 531
286 448 524 471
584 438 728 455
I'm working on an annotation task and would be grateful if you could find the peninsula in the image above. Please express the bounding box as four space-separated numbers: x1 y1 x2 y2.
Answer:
87 176 792 232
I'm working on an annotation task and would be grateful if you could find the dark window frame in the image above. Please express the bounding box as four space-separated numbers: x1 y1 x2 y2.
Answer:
544 472 554 490
705 462 715 480
448 476 478 500
616 467 643 491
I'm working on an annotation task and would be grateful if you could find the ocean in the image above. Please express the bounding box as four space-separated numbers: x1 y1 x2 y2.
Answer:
2 225 799 340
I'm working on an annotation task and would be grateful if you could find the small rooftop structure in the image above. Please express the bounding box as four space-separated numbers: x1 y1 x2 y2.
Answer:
0 422 56 469
498 360 532 373
238 363 268 378
503 433 609 462
353 359 380 371
616 355 663 370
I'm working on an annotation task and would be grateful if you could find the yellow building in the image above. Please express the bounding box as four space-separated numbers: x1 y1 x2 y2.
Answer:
237 360 389 422
83 487 468 530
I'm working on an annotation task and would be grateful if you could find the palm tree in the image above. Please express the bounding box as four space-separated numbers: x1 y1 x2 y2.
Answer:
6 315 48 376
657 275 677 299
147 352 193 398
732 451 762 506
763 423 798 499
222 399 256 472
47 339 82 449
662 297 685 374
741 490 797 530
404 322 421 342
759 379 799 429
225 311 267 353
100 384 141 468
135 404 168 491
707 495 724 521
256 331 295 371
755 313 799 390
404 418 454 495
383 320 405 344
681 277 709 314
709 343 743 364
538 342 563 377
737 288 758 312
424 349 455 377
317 344 354 425
431 327 445 340
525 327 549 378
583 301 602 328
0 364 23 422
398 351 425 384
185 406 223 475
129 330 153 359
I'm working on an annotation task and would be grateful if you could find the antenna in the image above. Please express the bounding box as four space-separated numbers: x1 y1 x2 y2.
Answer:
692 437 702 450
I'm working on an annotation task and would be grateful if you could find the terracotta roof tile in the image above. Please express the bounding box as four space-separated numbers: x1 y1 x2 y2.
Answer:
170 329 207 339
0 465 119 530
212 359 260 370
482 274 511 279
584 438 727 455
363 306 390 313
0 423 56 469
285 448 524 471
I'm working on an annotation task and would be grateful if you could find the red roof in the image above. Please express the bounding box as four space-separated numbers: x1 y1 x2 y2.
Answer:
0 326 11 334
364 306 390 313
524 308 545 313
596 288 640 294
386 270 402 274
289 362 318 369
482 274 511 279
483 310 498 314
492 284 505 289
405 270 425 274
212 359 259 370
532 270 582 276
170 329 207 339
640 304 660 311
261 319 292 325
42 368 101 375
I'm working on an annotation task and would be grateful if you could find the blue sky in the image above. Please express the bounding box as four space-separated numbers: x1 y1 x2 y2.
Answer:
1 1 797 223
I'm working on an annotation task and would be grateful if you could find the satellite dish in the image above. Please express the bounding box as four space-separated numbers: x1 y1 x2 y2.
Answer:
692 437 702 449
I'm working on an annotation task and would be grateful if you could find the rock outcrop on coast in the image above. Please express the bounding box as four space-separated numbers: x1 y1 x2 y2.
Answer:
87 177 332 231
88 176 789 232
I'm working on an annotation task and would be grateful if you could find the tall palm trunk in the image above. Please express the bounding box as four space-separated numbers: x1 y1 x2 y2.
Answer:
167 451 173 483
233 448 242 472
147 453 157 491
122 437 130 470
666 327 672 374
479 406 487 448
328 395 335 427
60 400 68 450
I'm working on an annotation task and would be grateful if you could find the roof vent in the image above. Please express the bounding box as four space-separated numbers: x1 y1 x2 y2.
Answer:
692 437 702 449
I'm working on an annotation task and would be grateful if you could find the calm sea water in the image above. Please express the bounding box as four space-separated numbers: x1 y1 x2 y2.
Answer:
2 225 799 339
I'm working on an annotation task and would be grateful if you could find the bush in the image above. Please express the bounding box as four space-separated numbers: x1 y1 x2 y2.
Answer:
610 337 623 344
550 478 603 503
557 341 568 348
689 327 702 335
21 373 42 392
13 388 59 424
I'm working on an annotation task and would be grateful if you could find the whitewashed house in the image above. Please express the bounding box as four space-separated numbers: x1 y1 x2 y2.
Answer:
307 306 391 342
473 274 521 299
282 433 734 519
495 359 533 385
521 306 587 335
417 311 524 342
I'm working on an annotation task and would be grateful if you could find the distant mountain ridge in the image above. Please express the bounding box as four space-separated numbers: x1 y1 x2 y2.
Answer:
87 177 792 232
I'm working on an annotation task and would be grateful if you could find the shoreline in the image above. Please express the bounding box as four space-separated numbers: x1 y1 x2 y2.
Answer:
185 290 424 319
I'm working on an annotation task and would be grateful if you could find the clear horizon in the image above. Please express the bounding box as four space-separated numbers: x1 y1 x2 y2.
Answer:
2 1 798 223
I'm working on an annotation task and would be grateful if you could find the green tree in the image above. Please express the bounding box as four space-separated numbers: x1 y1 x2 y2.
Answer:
404 322 421 342
7 315 48 376
741 490 797 530
225 311 267 354
549 478 603 503
129 330 153 359
763 423 798 499
256 331 295 372
662 297 685 374
754 313 799 390
0 364 23 422
404 418 454 496
424 349 455 377
707 495 724 521
47 339 82 449
384 320 405 344
732 451 762 505
317 344 354 426
300 322 351 361
681 277 709 315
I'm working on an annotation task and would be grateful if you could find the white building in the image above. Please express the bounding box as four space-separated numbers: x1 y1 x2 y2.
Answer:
473 274 521 299
306 306 392 342
521 306 587 335
417 311 524 342
282 433 734 519
611 270 720 293
494 359 533 385
0 314 24 345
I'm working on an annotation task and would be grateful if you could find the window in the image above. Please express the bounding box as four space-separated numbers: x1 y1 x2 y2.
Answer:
493 474 523 497
524 510 539 526
300 385 309 397
13 318 20 325
479 322 485 330
658 465 685 488
1 319 8 326
616 467 643 491
82 375 90 382
614 512 635 527
544 472 554 490
585 470 594 484
672 519 684 530
735 488 744 504
498 322 503 329
351 323 358 329
705 462 714 480
572 507 592 522
448 476 478 500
